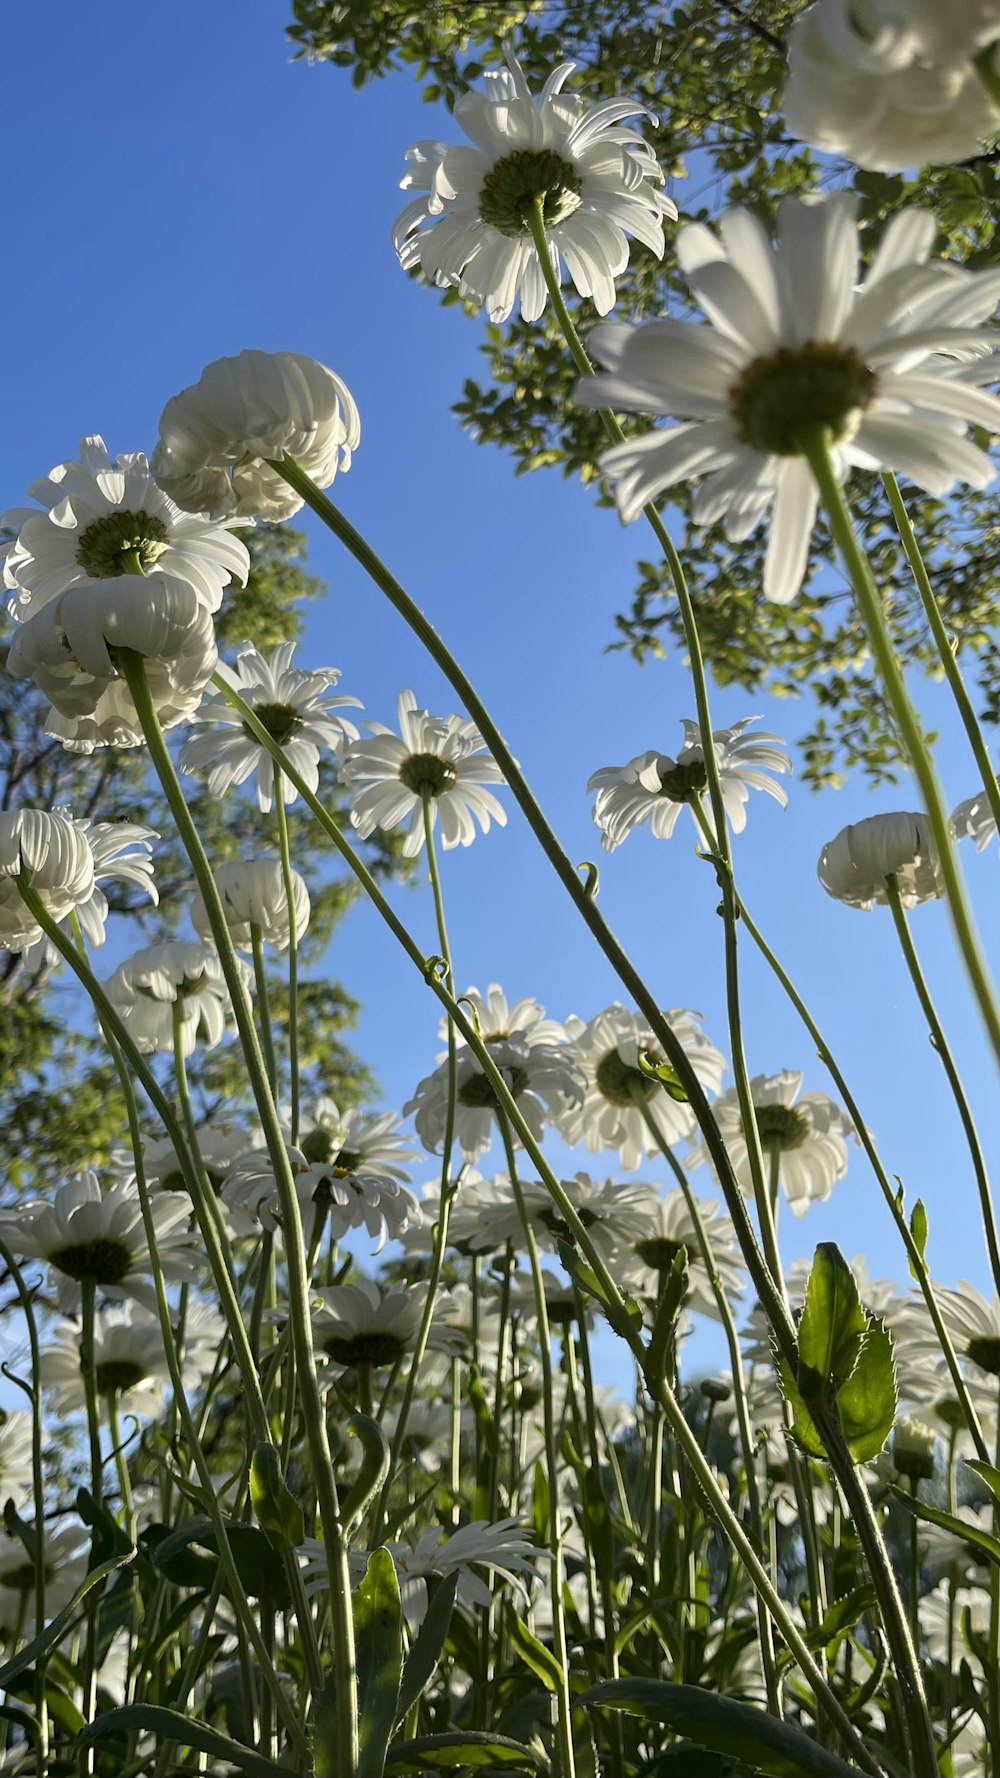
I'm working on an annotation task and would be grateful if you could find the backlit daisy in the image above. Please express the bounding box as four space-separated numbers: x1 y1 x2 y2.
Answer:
0 1170 197 1312
951 776 1000 853
341 690 507 858
559 1003 727 1170
685 1069 852 1217
818 811 941 909
104 940 250 1058
589 717 790 849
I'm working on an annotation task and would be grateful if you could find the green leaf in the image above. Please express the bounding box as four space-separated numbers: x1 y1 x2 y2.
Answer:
890 1488 1000 1570
836 1320 897 1464
355 1548 403 1778
384 1730 541 1771
152 1516 291 1609
396 1570 459 1724
75 1703 290 1777
579 1680 868 1778
506 1607 565 1692
646 1248 689 1384
965 1459 1000 1508
805 1585 878 1655
312 1673 340 1778
249 1443 304 1550
637 1050 689 1102
0 1545 135 1691
796 1244 867 1394
907 1200 929 1280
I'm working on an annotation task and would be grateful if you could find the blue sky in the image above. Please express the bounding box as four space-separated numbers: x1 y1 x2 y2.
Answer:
6 0 1000 1382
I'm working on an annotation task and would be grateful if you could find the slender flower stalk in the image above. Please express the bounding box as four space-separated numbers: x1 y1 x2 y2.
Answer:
274 782 300 1142
0 1239 48 1764
883 469 1000 844
799 425 1000 1079
116 650 359 1776
884 872 1000 1298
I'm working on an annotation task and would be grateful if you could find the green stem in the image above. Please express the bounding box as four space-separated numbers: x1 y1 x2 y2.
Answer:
884 873 1000 1298
257 470 796 1370
107 1394 136 1542
0 1241 48 1763
801 427 1000 1078
126 654 357 1767
252 924 279 1094
274 781 301 1145
883 471 1000 840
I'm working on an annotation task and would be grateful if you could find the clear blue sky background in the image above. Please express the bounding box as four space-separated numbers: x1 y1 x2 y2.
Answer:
6 1 1000 1383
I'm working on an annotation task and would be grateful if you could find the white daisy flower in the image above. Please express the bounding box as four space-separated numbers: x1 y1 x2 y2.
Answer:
41 1302 209 1418
151 349 360 521
615 1186 747 1319
921 1580 991 1664
559 1002 727 1170
0 809 95 951
577 192 1000 603
0 1170 197 1312
179 640 361 812
818 811 941 909
923 1281 1000 1379
0 1522 88 1634
13 813 159 970
783 0 1000 172
310 1279 464 1373
5 574 218 748
517 1169 659 1266
588 716 791 849
405 983 584 1161
686 1069 852 1218
104 940 250 1058
0 1413 35 1508
128 1120 253 1197
386 1519 545 1622
341 690 507 859
951 776 1000 852
190 858 310 951
393 49 674 325
222 1124 422 1255
2 434 250 619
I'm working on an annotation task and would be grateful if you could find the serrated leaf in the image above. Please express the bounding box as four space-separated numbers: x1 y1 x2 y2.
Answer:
805 1585 878 1654
249 1443 304 1551
579 1680 867 1778
796 1245 867 1394
355 1548 403 1778
396 1570 459 1724
836 1320 897 1464
506 1607 564 1692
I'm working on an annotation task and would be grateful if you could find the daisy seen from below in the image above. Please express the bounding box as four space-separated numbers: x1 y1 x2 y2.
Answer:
151 349 360 521
41 1302 218 1419
222 1118 422 1254
2 434 249 618
405 983 584 1161
576 192 1000 603
952 776 1000 852
190 858 310 951
393 49 674 325
782 0 1000 172
589 716 791 850
340 690 507 858
818 811 941 909
0 1523 88 1634
686 1069 852 1218
559 1002 727 1170
616 1186 747 1319
12 814 159 971
179 640 361 811
0 1171 197 1313
104 940 251 1058
310 1279 464 1374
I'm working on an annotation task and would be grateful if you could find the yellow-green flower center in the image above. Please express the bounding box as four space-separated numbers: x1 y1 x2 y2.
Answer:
76 510 170 579
729 342 877 456
324 1331 407 1367
243 702 304 747
595 1047 658 1109
49 1237 134 1284
634 1235 689 1273
478 148 583 238
657 759 707 802
754 1103 810 1152
95 1359 149 1394
399 752 457 798
300 1127 362 1175
458 1060 530 1110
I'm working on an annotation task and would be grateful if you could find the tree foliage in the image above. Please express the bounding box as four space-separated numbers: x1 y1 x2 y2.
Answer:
0 522 410 1195
287 0 1000 787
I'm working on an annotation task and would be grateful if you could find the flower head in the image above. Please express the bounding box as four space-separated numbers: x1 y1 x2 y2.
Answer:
310 1279 464 1373
0 809 96 951
222 1112 422 1255
589 716 790 849
394 50 673 324
783 0 1000 172
818 811 941 909
951 776 1000 853
42 1301 218 1418
577 193 1000 603
104 940 250 1057
405 983 584 1161
151 350 360 521
341 690 507 858
2 434 249 619
5 574 218 748
0 1523 88 1633
191 858 310 951
9 812 159 967
0 1170 197 1311
559 1003 727 1170
686 1069 852 1218
616 1186 747 1318
179 640 360 811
